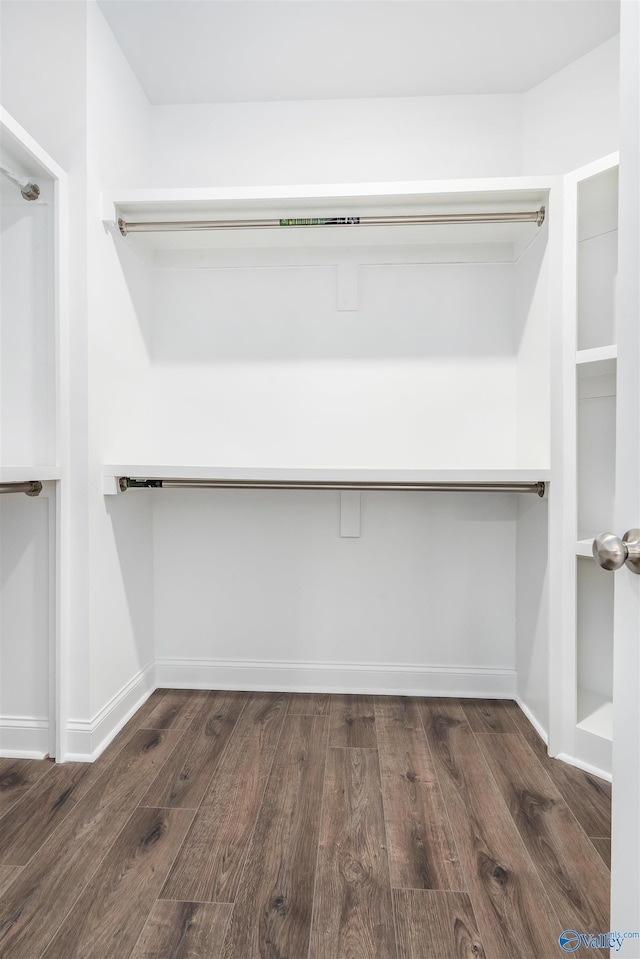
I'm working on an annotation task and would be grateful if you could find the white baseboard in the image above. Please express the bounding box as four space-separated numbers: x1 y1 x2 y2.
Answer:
154 657 517 698
59 658 517 763
65 662 156 762
0 716 49 758
515 696 549 744
554 751 612 784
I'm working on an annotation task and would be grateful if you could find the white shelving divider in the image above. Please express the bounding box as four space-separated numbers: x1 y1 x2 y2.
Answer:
553 151 619 778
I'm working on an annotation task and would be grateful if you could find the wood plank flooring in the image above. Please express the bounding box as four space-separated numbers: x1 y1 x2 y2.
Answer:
0 692 611 959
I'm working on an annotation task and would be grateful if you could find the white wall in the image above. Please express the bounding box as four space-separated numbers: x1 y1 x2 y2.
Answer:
85 2 154 748
0 495 51 756
147 256 519 470
515 225 550 469
153 488 518 695
0 2 87 175
150 95 523 186
0 186 53 465
150 95 521 186
523 36 619 175
148 38 619 188
515 494 549 735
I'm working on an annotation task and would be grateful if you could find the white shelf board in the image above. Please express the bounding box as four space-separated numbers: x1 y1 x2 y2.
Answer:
576 345 617 379
104 465 550 495
577 689 613 742
104 179 550 256
0 465 60 483
104 176 553 213
576 538 595 557
1 106 66 182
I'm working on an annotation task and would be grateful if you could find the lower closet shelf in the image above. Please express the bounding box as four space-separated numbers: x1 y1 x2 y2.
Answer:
103 465 551 495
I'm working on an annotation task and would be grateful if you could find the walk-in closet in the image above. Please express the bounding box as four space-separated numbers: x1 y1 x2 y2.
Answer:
0 1 638 956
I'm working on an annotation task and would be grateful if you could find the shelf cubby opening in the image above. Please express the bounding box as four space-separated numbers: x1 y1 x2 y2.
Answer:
577 166 618 352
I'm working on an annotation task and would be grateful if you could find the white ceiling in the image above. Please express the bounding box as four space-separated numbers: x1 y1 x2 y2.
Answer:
97 0 620 106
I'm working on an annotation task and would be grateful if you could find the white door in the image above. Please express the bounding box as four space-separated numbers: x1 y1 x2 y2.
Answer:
609 1 640 946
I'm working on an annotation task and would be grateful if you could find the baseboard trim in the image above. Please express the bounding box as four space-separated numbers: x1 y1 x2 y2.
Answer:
554 751 612 784
61 659 517 762
0 716 49 758
515 697 548 744
154 658 517 698
65 662 156 762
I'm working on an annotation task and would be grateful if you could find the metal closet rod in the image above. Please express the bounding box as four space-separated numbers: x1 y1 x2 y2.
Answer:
118 206 546 236
0 481 43 496
119 477 546 496
0 165 40 201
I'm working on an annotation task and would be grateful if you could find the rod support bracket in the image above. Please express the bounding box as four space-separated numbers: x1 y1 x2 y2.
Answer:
119 477 164 491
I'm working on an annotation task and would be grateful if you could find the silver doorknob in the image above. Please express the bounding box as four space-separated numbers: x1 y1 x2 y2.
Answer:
593 529 640 574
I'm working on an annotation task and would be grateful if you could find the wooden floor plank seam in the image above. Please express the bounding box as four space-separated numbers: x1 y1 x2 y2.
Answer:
471 728 610 949
0 727 189 959
12 728 186 875
124 811 206 959
136 691 250 814
38 711 199 959
212 693 292 954
417 698 567 959
27 803 146 959
474 717 612 850
221 713 329 959
372 737 401 959
412 697 474 896
159 693 290 905
0 760 55 824
48 754 198 955
458 731 566 952
412 697 489 956
306 706 333 959
134 803 204 933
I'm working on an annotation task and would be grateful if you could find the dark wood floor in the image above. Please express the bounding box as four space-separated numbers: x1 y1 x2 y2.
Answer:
0 691 611 959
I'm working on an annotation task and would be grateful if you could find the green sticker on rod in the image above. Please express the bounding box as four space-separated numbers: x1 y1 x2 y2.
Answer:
279 217 360 226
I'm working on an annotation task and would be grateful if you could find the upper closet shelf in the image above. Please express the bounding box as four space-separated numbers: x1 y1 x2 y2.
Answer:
104 465 551 496
0 466 60 483
103 178 552 258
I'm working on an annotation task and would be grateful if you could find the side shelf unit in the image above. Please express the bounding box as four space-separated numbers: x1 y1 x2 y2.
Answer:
558 153 619 777
0 108 68 759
